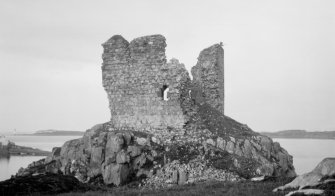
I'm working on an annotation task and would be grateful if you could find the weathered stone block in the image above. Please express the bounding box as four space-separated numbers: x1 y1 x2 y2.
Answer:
172 170 178 184
178 170 188 185
102 163 129 186
106 133 124 153
127 145 142 157
133 153 147 170
116 150 130 164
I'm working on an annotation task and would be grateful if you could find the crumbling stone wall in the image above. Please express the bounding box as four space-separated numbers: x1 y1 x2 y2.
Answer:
191 44 225 114
102 35 190 130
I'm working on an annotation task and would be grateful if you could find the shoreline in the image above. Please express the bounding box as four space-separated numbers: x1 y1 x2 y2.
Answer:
0 146 50 157
12 134 84 137
270 137 335 140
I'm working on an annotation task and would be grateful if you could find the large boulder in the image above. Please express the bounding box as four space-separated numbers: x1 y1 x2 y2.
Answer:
274 158 335 195
25 124 158 186
102 163 129 186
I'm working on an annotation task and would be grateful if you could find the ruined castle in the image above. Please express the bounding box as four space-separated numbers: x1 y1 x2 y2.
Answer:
14 35 295 187
101 34 224 130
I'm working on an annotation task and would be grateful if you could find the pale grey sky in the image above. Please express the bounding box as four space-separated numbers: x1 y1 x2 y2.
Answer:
0 0 334 133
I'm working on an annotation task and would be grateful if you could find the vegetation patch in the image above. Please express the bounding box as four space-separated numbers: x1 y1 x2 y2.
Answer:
57 178 294 196
188 103 257 140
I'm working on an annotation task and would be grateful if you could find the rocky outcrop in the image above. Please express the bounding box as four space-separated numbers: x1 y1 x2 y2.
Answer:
17 118 295 187
274 158 335 195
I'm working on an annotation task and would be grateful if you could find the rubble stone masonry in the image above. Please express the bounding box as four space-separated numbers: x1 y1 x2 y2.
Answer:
191 44 224 114
102 34 224 131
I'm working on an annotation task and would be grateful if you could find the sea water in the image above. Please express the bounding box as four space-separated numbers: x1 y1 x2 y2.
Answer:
273 138 335 175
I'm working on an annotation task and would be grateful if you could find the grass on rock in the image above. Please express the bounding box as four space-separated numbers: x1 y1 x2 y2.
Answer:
56 178 293 196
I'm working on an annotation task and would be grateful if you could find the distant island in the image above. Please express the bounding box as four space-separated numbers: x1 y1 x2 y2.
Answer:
261 130 335 140
16 129 85 136
0 136 50 156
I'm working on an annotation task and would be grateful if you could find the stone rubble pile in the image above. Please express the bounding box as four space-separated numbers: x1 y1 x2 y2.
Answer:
143 159 242 189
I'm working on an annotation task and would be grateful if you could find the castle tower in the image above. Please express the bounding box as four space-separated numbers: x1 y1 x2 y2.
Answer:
101 35 190 130
191 44 224 114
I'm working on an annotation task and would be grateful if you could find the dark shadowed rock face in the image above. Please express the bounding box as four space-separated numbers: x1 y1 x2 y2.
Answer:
0 173 92 196
15 34 296 188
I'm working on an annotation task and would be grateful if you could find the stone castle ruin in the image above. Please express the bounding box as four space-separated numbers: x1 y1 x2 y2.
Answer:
16 34 296 188
102 34 225 131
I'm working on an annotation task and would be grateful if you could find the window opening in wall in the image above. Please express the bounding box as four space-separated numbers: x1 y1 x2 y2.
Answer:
160 85 169 101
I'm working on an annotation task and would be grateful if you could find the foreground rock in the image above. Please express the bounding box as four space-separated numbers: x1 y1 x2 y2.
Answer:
274 158 335 196
16 118 295 188
0 173 94 195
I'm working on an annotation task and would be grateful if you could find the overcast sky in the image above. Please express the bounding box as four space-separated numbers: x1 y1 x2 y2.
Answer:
0 0 334 133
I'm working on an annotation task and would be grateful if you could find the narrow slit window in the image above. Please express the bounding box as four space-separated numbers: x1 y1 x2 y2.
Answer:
161 85 169 101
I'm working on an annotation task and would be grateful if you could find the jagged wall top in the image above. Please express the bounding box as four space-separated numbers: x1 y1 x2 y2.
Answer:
192 43 225 114
101 34 224 131
101 35 190 131
129 35 166 65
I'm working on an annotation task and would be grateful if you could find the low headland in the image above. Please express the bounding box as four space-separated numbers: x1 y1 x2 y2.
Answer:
261 130 335 140
15 129 84 136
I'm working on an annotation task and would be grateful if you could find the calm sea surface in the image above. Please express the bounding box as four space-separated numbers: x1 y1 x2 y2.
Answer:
273 138 335 175
0 136 334 181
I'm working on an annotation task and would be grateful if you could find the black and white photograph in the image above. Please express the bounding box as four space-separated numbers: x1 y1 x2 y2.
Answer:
0 0 334 195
